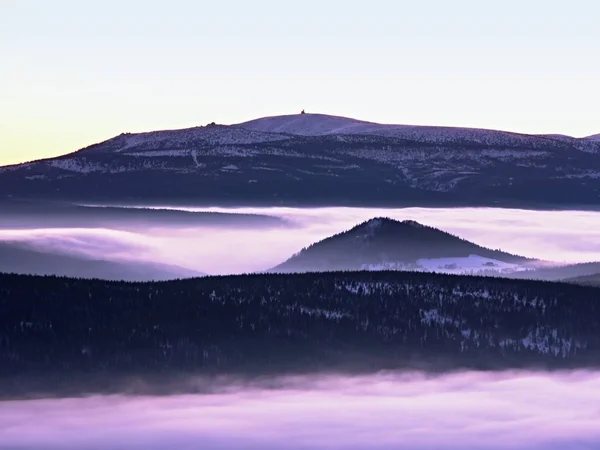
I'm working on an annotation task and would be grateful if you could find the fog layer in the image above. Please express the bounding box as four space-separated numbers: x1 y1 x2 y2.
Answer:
2 207 600 275
1 371 599 449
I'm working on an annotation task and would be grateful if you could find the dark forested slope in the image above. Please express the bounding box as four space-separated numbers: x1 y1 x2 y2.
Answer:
565 272 600 287
1 270 599 396
271 218 529 273
0 241 204 281
515 262 600 282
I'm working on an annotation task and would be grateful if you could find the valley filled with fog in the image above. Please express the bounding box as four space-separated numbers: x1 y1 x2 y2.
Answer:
2 204 600 450
2 371 599 450
4 0 600 447
2 204 600 276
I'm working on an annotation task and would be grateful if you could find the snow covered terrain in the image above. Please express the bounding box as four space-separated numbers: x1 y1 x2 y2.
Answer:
237 113 596 149
95 125 291 153
362 254 530 275
236 113 387 136
1 113 600 208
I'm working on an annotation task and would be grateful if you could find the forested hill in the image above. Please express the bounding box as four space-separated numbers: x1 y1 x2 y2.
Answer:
566 272 600 287
271 218 529 273
0 241 204 281
1 271 599 396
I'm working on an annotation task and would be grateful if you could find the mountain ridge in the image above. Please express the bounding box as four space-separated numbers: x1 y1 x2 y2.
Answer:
2 113 600 208
4 113 597 169
3 113 599 169
0 241 204 281
236 113 596 145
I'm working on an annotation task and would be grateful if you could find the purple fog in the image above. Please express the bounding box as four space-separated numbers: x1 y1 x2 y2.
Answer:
1 371 599 450
2 207 600 275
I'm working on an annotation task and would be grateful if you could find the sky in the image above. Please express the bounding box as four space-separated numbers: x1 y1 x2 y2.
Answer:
1 0 599 166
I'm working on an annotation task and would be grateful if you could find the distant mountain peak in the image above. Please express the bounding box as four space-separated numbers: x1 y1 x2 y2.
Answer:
235 113 376 136
235 112 587 143
344 217 454 243
401 219 425 227
352 217 426 235
358 217 387 232
271 218 529 274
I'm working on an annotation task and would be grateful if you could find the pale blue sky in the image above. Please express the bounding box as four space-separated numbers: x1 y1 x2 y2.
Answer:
1 0 599 165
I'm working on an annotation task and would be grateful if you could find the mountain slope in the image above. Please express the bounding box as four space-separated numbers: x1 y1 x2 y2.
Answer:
0 241 203 281
1 271 599 397
236 113 378 135
238 113 588 148
0 198 289 230
564 272 600 287
2 113 600 208
511 261 600 282
271 218 531 273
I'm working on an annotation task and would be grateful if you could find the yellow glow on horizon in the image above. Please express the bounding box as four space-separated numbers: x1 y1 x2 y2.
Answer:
1 0 598 166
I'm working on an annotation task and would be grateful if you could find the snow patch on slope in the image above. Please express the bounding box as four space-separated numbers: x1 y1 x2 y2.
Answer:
362 255 528 276
98 126 290 154
48 159 108 173
236 113 386 136
362 218 385 234
237 113 589 149
502 329 586 358
420 309 463 327
124 150 190 157
298 306 351 321
417 255 524 274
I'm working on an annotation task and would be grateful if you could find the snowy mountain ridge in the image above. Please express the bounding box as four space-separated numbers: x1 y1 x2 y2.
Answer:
238 113 598 150
80 124 292 155
3 113 598 165
1 113 600 208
